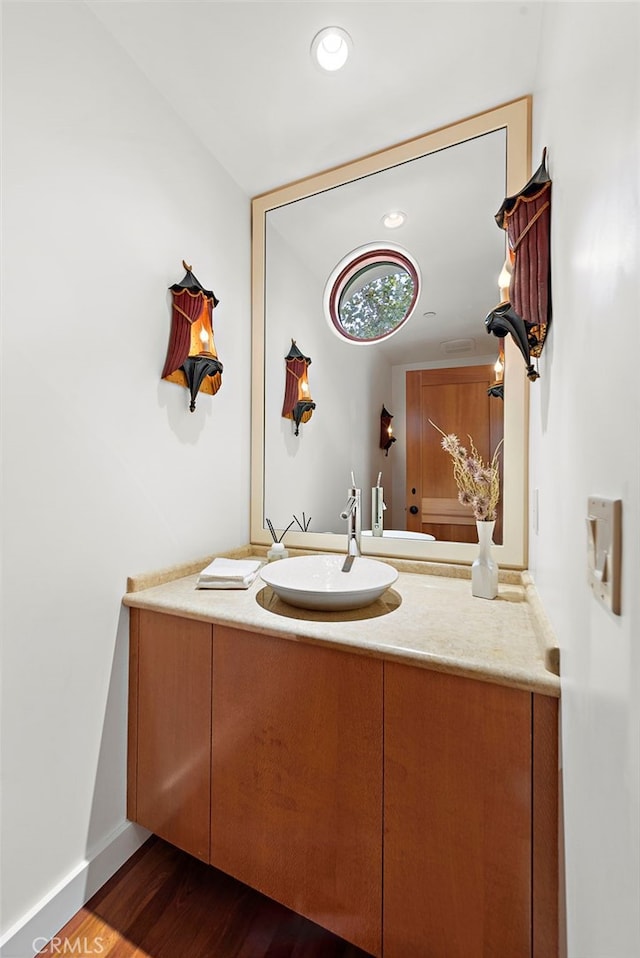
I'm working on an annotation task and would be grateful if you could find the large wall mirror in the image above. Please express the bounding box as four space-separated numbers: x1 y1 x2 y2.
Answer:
251 98 530 568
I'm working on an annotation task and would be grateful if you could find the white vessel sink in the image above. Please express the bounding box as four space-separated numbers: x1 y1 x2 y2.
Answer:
361 529 436 541
260 554 398 611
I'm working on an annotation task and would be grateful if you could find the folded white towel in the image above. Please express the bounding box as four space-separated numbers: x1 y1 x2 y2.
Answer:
196 576 259 590
196 557 262 590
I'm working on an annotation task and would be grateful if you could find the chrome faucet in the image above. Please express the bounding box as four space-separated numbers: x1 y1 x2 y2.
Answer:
372 472 386 537
340 473 361 568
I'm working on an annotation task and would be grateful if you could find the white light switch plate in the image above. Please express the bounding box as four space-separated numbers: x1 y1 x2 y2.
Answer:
586 497 621 615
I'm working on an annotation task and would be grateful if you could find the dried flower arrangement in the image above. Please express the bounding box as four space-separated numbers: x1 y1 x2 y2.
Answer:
429 420 504 522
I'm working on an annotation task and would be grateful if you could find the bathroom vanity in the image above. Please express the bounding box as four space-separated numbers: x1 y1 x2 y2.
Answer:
124 552 560 958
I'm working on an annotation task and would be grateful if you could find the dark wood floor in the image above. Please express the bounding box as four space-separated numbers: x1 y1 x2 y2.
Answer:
36 837 373 958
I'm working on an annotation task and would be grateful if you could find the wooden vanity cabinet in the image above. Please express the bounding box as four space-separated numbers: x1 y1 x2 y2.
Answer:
127 610 558 958
210 626 383 957
128 610 212 863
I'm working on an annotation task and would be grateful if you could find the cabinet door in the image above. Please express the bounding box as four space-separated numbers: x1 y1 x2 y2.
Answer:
211 626 383 957
384 663 532 958
129 609 212 862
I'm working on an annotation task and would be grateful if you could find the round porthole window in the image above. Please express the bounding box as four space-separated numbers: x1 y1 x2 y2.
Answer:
323 243 421 344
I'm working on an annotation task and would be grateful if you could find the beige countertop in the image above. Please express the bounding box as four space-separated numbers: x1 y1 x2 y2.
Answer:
123 548 560 697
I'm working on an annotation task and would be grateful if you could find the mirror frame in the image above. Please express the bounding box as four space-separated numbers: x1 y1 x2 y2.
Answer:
251 97 531 569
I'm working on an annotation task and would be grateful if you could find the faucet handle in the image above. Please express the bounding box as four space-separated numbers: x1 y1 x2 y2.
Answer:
340 495 357 519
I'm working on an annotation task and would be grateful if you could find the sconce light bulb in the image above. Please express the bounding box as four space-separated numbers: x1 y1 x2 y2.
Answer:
494 357 504 375
388 425 393 435
200 328 209 344
301 380 309 393
498 260 512 297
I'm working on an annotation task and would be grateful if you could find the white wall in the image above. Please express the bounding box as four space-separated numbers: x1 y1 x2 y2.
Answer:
529 4 640 956
0 2 250 950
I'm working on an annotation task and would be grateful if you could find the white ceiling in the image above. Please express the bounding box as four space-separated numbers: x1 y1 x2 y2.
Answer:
87 1 544 197
86 1 545 365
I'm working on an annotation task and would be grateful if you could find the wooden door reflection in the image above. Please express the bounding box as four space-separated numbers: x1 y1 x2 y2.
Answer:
406 365 503 543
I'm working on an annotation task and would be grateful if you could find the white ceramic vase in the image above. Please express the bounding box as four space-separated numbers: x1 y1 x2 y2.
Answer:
471 519 498 599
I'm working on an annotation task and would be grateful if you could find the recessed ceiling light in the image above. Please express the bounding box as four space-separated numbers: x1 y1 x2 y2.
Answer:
382 210 407 229
311 27 352 72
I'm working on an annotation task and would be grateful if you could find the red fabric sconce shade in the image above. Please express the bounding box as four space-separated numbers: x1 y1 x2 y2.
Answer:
282 340 315 436
380 405 396 456
162 260 223 411
485 149 552 383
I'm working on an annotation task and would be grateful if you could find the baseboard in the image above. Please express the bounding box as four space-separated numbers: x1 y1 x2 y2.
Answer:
0 821 150 958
